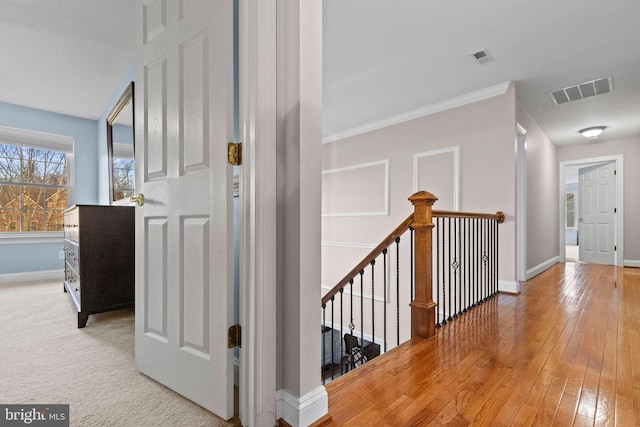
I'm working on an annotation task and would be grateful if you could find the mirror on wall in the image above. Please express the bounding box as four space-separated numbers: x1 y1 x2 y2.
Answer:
107 82 135 204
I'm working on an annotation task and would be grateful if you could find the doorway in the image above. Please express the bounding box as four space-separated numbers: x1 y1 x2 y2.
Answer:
559 155 624 266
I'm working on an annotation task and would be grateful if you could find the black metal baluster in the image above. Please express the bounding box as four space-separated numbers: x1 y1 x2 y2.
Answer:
459 217 463 314
448 217 452 321
486 219 490 300
482 219 485 302
395 236 401 346
453 217 459 318
436 217 440 327
480 218 484 302
462 217 468 312
490 219 494 296
496 218 500 296
459 217 463 315
483 219 488 301
470 218 474 306
493 219 498 296
476 218 482 304
485 219 489 298
370 259 375 355
383 248 387 352
469 218 472 308
441 217 447 325
331 295 335 380
322 302 326 384
469 218 478 307
410 227 414 302
360 269 364 350
474 218 479 306
349 279 354 340
340 288 344 375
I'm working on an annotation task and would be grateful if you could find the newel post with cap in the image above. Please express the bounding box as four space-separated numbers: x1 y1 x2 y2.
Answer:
409 191 438 339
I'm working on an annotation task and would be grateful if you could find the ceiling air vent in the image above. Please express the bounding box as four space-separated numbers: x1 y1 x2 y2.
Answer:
472 49 494 64
549 76 613 105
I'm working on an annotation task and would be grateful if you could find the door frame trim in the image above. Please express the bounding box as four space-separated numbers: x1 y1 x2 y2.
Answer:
559 154 624 266
238 0 278 425
516 124 527 282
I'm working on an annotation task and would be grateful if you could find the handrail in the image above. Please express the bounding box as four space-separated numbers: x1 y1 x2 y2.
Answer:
433 210 505 223
321 209 505 305
321 213 414 305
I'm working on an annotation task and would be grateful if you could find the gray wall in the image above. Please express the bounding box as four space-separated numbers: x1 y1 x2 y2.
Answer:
516 103 559 271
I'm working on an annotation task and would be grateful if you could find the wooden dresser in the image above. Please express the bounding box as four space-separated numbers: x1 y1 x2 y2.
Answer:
63 205 135 328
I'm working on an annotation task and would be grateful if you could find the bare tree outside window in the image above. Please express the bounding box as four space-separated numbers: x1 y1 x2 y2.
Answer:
566 193 575 228
112 157 135 200
0 143 67 232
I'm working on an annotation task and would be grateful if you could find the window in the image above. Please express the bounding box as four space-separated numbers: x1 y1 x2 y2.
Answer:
566 193 576 228
0 126 73 235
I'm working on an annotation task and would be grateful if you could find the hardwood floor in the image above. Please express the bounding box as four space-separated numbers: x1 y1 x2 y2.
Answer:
314 263 640 426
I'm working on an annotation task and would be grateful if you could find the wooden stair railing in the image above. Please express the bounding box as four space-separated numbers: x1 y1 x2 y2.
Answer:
321 213 414 306
321 191 505 382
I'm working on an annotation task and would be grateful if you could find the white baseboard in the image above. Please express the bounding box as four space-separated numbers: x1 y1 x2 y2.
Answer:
526 256 559 280
276 386 328 427
499 280 520 294
0 269 64 284
624 260 640 268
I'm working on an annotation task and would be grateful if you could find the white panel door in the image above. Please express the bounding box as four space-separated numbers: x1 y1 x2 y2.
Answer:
134 0 234 419
578 162 615 265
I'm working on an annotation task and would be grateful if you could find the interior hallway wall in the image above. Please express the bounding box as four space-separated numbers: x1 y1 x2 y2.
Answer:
516 103 559 273
322 85 518 323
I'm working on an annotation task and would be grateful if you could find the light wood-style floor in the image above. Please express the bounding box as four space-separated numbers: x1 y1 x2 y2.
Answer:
314 263 640 426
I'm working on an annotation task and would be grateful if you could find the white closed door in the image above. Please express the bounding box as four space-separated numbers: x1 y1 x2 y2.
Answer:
578 162 616 265
134 0 234 419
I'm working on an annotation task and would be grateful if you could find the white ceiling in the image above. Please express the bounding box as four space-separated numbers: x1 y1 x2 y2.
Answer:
0 0 135 120
1 1 639 147
324 0 640 146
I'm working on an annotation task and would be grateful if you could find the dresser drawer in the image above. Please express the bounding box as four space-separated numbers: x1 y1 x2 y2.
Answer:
64 242 80 273
64 265 81 305
63 208 79 244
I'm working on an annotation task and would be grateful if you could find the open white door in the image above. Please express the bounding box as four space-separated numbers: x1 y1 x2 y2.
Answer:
578 162 616 265
134 0 235 419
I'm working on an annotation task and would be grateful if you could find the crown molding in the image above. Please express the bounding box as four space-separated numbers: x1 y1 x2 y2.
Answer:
323 81 513 144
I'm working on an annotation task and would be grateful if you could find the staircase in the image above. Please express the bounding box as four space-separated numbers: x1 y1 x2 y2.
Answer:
321 191 504 383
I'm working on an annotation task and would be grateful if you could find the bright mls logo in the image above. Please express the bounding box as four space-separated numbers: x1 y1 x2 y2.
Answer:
0 405 69 426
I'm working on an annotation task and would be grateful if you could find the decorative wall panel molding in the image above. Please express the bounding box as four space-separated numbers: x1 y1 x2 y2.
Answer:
322 160 389 217
413 146 460 211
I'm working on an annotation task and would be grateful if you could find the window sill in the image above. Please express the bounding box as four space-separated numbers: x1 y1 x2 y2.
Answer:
0 232 64 245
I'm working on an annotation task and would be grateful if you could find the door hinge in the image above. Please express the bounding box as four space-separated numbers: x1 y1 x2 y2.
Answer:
615 245 617 251
228 142 242 166
228 324 241 348
614 208 617 213
614 169 617 175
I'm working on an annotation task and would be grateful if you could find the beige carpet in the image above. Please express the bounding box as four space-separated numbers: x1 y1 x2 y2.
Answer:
0 280 236 427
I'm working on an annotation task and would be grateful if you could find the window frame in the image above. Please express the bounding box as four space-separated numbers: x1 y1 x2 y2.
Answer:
0 125 74 243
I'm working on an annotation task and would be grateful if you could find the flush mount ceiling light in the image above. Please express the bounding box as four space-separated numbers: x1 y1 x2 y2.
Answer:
579 126 606 140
